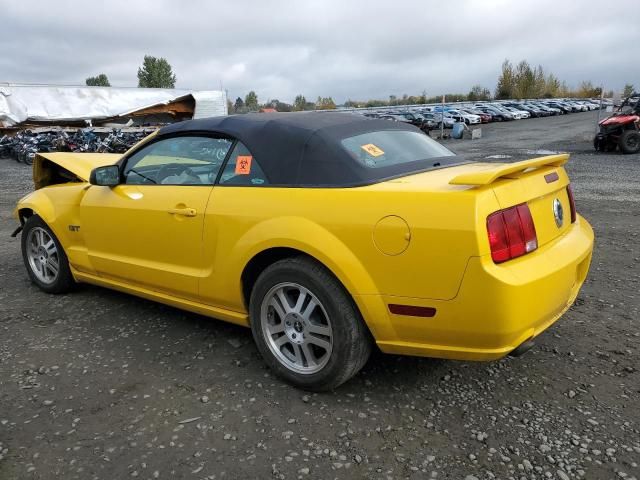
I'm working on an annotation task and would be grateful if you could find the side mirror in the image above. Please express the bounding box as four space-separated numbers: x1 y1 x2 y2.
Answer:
90 165 120 186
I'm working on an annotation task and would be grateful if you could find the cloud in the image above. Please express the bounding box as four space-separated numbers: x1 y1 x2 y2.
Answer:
0 0 638 103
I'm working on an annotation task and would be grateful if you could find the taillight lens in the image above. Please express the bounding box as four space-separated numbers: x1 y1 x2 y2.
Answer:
487 203 538 263
566 185 577 223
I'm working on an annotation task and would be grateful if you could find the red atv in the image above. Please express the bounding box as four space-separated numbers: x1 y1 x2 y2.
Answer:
594 93 640 154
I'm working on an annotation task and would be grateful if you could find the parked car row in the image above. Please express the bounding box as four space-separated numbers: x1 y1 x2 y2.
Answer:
355 98 604 130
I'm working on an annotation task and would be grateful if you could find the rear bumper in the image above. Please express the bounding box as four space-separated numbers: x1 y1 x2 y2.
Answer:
356 215 594 361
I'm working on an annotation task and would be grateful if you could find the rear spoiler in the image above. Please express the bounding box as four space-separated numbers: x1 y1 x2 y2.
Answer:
449 154 569 186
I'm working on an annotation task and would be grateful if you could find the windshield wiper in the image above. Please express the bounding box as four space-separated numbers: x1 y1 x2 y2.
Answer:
128 168 157 184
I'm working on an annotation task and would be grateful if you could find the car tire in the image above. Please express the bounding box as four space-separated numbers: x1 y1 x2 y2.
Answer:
21 215 75 294
619 130 640 154
249 256 372 391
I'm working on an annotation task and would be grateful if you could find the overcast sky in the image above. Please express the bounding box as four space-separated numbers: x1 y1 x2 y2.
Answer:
1 0 638 103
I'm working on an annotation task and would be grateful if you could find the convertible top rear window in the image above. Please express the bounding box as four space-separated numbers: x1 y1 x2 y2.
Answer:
341 130 455 169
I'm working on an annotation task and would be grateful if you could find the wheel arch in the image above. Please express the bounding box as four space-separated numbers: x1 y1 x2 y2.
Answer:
235 218 382 336
241 247 307 310
239 244 383 342
240 241 378 308
16 190 57 226
17 207 34 224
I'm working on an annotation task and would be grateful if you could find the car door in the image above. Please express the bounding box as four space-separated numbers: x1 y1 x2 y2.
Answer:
80 134 233 300
198 140 271 309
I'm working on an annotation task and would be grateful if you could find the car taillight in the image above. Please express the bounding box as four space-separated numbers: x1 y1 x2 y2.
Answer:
566 185 577 223
487 204 538 263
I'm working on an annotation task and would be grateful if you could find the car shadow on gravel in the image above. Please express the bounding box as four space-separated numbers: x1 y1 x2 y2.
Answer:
52 282 470 394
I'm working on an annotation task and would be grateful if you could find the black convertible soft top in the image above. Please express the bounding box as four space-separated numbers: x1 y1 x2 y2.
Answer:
159 112 458 187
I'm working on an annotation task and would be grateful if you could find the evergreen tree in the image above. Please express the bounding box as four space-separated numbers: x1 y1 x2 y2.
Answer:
85 74 110 87
244 91 259 110
137 55 176 88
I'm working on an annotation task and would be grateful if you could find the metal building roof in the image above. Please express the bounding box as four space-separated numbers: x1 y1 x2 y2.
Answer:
0 84 227 126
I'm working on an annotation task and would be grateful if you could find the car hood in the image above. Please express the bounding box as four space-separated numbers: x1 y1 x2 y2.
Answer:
33 152 122 189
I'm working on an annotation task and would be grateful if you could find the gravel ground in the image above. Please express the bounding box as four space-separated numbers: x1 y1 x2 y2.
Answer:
1 111 638 480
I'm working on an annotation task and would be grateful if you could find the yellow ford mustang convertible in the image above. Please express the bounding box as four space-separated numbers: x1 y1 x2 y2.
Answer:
13 113 594 390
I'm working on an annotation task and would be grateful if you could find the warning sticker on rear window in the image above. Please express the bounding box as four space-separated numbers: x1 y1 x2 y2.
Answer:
361 143 385 157
235 155 252 175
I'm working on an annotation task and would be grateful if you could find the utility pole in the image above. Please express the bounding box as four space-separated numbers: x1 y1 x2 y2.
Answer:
440 94 445 139
595 84 604 135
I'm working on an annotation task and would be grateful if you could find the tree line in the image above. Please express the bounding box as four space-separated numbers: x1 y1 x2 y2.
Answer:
85 56 634 111
228 93 337 113
85 55 176 88
494 59 613 99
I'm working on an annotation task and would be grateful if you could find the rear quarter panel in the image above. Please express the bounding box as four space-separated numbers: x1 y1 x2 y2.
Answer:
199 173 501 313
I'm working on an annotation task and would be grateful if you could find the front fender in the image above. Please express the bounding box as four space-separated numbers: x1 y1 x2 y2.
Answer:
14 185 90 265
15 190 58 228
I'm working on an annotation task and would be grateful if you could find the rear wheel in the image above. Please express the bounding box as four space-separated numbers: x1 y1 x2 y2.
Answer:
21 215 75 293
249 256 371 391
619 130 640 154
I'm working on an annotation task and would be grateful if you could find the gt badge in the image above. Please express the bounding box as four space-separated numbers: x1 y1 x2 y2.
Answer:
69 225 80 232
552 198 563 228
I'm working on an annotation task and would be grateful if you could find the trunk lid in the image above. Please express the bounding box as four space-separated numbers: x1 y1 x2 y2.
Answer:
449 154 573 248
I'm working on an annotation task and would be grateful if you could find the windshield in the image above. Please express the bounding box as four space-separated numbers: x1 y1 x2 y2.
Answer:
341 130 455 169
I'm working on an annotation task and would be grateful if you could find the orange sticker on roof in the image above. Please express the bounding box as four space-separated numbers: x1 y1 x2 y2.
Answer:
361 143 385 157
235 155 252 175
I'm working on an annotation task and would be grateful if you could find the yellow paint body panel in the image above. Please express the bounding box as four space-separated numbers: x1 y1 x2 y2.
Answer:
15 152 594 361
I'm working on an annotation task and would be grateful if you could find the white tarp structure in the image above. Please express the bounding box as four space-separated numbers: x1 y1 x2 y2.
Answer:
0 84 227 126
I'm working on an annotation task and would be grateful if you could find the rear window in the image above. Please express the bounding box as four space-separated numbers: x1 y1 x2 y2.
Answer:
340 130 455 168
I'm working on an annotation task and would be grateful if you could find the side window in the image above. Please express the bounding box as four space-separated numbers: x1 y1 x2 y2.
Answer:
123 136 232 185
219 141 269 186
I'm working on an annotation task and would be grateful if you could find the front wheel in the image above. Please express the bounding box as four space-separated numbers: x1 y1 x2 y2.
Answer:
619 130 640 154
21 215 75 293
249 257 371 391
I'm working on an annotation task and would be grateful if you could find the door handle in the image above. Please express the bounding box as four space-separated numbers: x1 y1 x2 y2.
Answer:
168 207 197 217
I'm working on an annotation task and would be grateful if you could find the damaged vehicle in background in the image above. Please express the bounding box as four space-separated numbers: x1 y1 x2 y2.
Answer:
13 112 594 391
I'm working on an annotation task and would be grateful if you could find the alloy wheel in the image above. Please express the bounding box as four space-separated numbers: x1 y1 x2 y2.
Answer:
260 282 333 374
26 227 59 284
